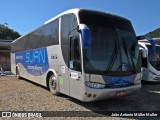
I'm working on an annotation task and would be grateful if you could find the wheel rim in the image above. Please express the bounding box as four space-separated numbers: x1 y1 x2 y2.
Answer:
50 76 56 91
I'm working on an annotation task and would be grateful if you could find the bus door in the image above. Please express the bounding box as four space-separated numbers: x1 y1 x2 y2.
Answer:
60 14 82 97
69 29 83 98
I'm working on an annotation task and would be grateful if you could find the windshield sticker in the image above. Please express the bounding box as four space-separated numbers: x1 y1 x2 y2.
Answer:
122 64 127 71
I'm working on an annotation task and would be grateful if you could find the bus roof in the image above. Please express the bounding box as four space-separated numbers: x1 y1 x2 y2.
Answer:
45 8 129 24
138 39 150 43
138 39 160 47
12 8 130 44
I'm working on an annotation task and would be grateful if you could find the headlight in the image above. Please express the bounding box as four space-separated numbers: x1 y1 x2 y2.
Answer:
85 82 105 88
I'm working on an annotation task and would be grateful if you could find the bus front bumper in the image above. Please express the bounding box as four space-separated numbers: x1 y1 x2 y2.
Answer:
81 83 141 102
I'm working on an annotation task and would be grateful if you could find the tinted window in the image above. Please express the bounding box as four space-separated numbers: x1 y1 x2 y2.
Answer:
147 45 160 70
61 14 78 67
12 19 59 53
70 35 80 61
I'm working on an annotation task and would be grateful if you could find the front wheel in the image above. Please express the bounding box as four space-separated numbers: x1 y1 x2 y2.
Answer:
49 74 60 96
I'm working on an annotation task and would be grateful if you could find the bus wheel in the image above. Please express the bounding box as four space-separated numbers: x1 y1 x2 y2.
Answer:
16 67 21 79
49 74 60 96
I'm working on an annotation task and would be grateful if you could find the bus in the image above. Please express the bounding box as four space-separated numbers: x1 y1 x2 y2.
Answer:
11 9 141 102
138 37 160 82
153 38 160 45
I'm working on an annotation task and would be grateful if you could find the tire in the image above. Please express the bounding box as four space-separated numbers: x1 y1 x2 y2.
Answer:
16 67 21 79
48 74 60 95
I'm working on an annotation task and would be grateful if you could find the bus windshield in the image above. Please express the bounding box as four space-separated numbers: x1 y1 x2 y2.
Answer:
147 45 160 70
79 11 141 75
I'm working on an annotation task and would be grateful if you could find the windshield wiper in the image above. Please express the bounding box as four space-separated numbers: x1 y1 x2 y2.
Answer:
106 39 118 71
122 38 136 73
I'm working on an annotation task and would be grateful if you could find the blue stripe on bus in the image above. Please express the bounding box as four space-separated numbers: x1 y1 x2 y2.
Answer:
15 48 49 76
102 75 135 87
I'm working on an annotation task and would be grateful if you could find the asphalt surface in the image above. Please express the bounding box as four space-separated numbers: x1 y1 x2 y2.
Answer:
0 76 160 120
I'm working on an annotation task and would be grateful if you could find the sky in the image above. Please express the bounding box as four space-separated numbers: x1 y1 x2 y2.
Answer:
0 0 160 36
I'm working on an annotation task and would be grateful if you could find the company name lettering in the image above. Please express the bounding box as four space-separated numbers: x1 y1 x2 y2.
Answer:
111 77 130 85
25 49 46 63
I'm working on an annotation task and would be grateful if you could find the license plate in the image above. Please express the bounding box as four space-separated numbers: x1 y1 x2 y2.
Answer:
116 91 126 96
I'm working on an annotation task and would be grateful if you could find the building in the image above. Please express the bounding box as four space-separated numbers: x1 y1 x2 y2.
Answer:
0 39 12 71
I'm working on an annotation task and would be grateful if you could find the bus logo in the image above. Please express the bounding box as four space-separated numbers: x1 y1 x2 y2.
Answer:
122 64 127 71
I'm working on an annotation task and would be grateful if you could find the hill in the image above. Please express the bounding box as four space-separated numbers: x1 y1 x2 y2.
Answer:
145 27 160 38
0 23 21 40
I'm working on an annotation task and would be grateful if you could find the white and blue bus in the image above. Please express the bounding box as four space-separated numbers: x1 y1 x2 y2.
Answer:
11 9 141 102
138 37 160 82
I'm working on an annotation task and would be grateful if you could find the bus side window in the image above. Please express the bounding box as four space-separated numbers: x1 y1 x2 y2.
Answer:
70 35 81 71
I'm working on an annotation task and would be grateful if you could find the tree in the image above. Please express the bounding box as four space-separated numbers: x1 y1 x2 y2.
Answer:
145 28 160 38
0 23 21 40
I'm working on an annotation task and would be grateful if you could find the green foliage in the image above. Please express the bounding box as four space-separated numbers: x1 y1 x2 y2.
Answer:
0 24 21 40
145 28 160 38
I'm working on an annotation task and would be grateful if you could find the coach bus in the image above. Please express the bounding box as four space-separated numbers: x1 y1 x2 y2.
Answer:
153 38 160 45
11 9 141 102
138 37 160 82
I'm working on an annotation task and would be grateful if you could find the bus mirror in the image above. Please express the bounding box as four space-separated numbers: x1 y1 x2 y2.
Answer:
70 60 81 71
78 24 91 48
